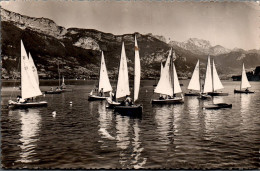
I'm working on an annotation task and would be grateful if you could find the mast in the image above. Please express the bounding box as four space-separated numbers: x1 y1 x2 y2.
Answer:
58 61 60 87
211 56 214 92
199 60 201 92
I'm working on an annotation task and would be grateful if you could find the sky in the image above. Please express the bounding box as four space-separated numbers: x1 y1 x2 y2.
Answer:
1 0 260 50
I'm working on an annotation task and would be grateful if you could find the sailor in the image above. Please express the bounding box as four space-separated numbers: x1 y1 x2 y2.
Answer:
125 95 133 106
50 87 53 91
16 95 21 103
99 88 104 97
159 94 165 100
245 88 249 92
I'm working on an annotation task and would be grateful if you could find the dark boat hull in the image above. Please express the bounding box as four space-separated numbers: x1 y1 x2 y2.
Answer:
203 103 232 110
114 105 143 116
185 92 200 96
208 92 229 96
151 98 184 104
198 94 212 100
44 90 62 94
234 89 254 94
88 95 108 101
8 101 48 109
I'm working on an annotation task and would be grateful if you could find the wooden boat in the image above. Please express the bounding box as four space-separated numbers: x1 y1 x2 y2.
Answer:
203 56 228 97
44 89 62 94
110 36 143 115
8 40 47 109
234 63 254 94
88 51 112 101
234 89 254 94
185 60 201 96
152 48 184 104
203 103 232 110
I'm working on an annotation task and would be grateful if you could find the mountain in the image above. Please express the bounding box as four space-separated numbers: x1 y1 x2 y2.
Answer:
169 38 231 56
1 8 260 79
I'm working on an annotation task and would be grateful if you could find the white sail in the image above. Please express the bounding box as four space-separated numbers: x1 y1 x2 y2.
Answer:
172 62 182 94
212 59 224 91
134 36 141 102
187 60 200 91
28 52 39 85
98 51 113 92
61 76 65 86
241 63 251 89
21 40 42 99
154 49 173 96
116 42 130 99
160 62 164 77
203 56 213 93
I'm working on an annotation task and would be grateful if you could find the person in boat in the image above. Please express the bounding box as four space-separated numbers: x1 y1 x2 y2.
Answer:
50 87 53 91
159 94 165 100
56 87 60 91
99 88 104 97
125 95 133 106
245 88 249 92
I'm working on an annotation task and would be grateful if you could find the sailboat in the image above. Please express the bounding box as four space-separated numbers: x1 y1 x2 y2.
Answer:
151 48 184 104
8 40 48 108
44 62 63 94
153 62 164 87
204 56 228 96
185 60 201 96
114 36 143 114
198 57 212 100
88 51 113 101
234 63 254 94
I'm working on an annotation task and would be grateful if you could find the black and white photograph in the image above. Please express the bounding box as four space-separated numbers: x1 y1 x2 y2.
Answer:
1 0 260 169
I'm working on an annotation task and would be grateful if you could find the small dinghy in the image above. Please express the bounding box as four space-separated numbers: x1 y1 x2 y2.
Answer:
8 40 48 109
109 36 143 115
203 56 228 96
88 51 112 101
9 100 48 109
203 103 232 110
234 63 254 94
152 97 184 104
234 89 254 94
152 48 184 104
45 89 62 94
185 92 200 96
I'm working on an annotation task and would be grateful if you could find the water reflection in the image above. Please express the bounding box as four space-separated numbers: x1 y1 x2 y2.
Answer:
240 94 252 129
115 114 146 168
17 109 41 163
98 101 115 141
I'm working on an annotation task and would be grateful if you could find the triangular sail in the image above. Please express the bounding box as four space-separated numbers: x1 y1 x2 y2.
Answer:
241 63 251 89
154 49 173 96
212 59 224 91
61 76 65 86
187 60 200 91
98 51 113 92
134 36 141 102
21 40 42 99
28 52 39 85
160 62 164 77
172 62 182 94
203 56 213 93
116 42 130 99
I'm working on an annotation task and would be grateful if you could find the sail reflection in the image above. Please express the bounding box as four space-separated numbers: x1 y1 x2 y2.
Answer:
98 101 115 142
17 109 41 163
186 97 200 131
116 115 146 168
154 106 173 148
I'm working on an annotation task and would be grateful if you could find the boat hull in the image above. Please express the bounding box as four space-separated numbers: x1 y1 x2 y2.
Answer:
44 90 62 94
234 89 254 94
203 103 232 110
8 101 48 109
185 92 200 96
88 95 108 101
151 98 184 104
208 92 229 96
114 105 143 116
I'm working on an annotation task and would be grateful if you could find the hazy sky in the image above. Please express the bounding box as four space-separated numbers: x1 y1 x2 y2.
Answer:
1 1 259 50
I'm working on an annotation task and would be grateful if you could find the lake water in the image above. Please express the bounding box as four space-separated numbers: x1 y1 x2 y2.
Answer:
1 80 260 169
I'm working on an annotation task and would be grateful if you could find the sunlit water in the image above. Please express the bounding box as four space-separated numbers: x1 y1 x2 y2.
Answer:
1 80 260 169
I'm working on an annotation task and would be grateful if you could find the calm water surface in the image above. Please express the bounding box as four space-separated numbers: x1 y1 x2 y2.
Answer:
1 80 260 169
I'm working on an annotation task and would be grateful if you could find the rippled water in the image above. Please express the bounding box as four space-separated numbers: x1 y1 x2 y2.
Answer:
1 80 260 169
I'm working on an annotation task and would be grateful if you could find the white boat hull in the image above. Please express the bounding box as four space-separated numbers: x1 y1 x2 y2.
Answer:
8 100 48 109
